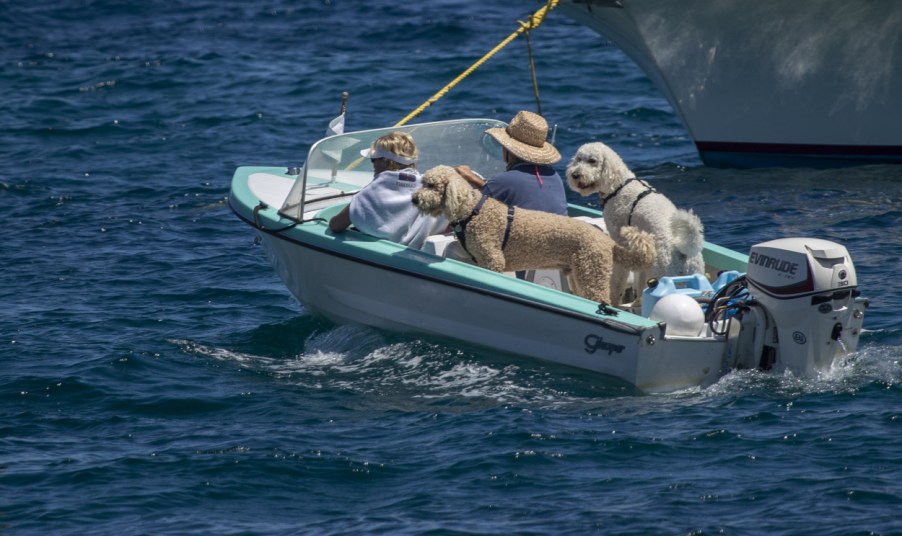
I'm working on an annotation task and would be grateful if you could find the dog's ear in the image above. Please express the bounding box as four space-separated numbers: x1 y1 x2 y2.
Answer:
600 146 631 184
444 169 462 217
422 166 439 187
601 154 616 184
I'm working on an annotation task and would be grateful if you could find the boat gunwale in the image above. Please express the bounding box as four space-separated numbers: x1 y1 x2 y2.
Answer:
229 192 656 336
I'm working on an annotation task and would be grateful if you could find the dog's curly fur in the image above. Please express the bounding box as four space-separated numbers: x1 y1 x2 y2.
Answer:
413 165 656 304
565 142 706 303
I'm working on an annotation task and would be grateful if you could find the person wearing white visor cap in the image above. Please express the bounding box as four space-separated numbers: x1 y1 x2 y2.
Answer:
329 131 449 249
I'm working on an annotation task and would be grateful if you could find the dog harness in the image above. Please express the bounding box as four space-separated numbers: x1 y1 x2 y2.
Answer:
451 194 515 261
600 177 657 226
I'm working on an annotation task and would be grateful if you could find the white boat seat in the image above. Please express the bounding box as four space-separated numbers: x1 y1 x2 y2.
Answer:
524 269 571 293
422 233 459 257
424 233 570 292
572 216 608 234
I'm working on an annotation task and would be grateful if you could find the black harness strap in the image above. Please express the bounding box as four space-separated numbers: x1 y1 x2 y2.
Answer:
451 194 490 259
451 194 515 261
502 205 515 250
627 187 655 225
600 178 657 226
600 177 639 205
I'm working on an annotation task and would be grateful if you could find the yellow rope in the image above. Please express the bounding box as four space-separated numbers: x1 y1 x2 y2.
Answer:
393 0 559 127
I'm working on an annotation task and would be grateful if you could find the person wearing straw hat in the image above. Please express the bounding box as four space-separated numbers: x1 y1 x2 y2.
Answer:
329 131 448 249
455 110 568 216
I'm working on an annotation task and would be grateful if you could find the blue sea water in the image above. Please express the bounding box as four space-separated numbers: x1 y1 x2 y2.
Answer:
2 1 901 534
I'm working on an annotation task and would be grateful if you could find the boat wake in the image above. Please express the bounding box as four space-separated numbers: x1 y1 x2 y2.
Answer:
702 341 900 399
173 326 898 407
172 323 641 408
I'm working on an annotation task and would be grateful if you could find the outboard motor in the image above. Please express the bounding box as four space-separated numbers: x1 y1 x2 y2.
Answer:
744 238 867 374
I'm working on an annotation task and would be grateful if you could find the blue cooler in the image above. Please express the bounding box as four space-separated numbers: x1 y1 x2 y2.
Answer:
711 270 743 292
641 274 715 317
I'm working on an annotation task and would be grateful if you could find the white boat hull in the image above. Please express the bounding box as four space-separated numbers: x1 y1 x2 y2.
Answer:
257 229 728 392
558 0 902 167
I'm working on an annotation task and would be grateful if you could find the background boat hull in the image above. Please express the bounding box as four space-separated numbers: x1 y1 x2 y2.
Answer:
559 0 902 167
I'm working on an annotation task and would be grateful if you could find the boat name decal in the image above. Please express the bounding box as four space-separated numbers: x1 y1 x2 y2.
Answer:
584 334 625 356
749 252 799 276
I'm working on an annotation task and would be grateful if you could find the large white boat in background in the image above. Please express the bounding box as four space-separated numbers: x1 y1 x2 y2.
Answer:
557 0 902 168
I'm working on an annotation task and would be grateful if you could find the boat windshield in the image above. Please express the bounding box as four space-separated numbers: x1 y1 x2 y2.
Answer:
279 118 508 220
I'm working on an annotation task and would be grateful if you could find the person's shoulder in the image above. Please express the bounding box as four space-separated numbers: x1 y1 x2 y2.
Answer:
489 168 520 182
397 168 421 180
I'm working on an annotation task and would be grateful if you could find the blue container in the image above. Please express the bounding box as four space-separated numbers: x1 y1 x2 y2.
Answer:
711 270 743 292
641 274 714 317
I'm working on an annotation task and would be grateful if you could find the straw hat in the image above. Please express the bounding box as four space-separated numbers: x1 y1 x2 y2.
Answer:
485 110 560 165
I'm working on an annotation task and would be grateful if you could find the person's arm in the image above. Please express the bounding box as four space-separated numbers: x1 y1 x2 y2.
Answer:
454 165 486 188
329 205 352 233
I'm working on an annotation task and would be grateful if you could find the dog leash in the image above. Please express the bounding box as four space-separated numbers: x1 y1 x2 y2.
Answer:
600 177 657 226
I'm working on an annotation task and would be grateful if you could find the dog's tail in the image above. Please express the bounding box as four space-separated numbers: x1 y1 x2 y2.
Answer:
670 209 705 258
613 226 656 270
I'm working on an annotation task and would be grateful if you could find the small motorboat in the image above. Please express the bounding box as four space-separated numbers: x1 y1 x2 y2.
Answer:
228 118 868 393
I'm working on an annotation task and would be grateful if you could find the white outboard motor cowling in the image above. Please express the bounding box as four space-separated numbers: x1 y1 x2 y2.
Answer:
745 238 867 374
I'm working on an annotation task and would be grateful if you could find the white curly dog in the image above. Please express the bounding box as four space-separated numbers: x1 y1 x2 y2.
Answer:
566 142 706 305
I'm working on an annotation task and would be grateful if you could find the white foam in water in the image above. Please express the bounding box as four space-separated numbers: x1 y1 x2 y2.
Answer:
414 362 512 399
175 333 590 405
699 341 900 399
172 337 348 377
173 339 266 365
